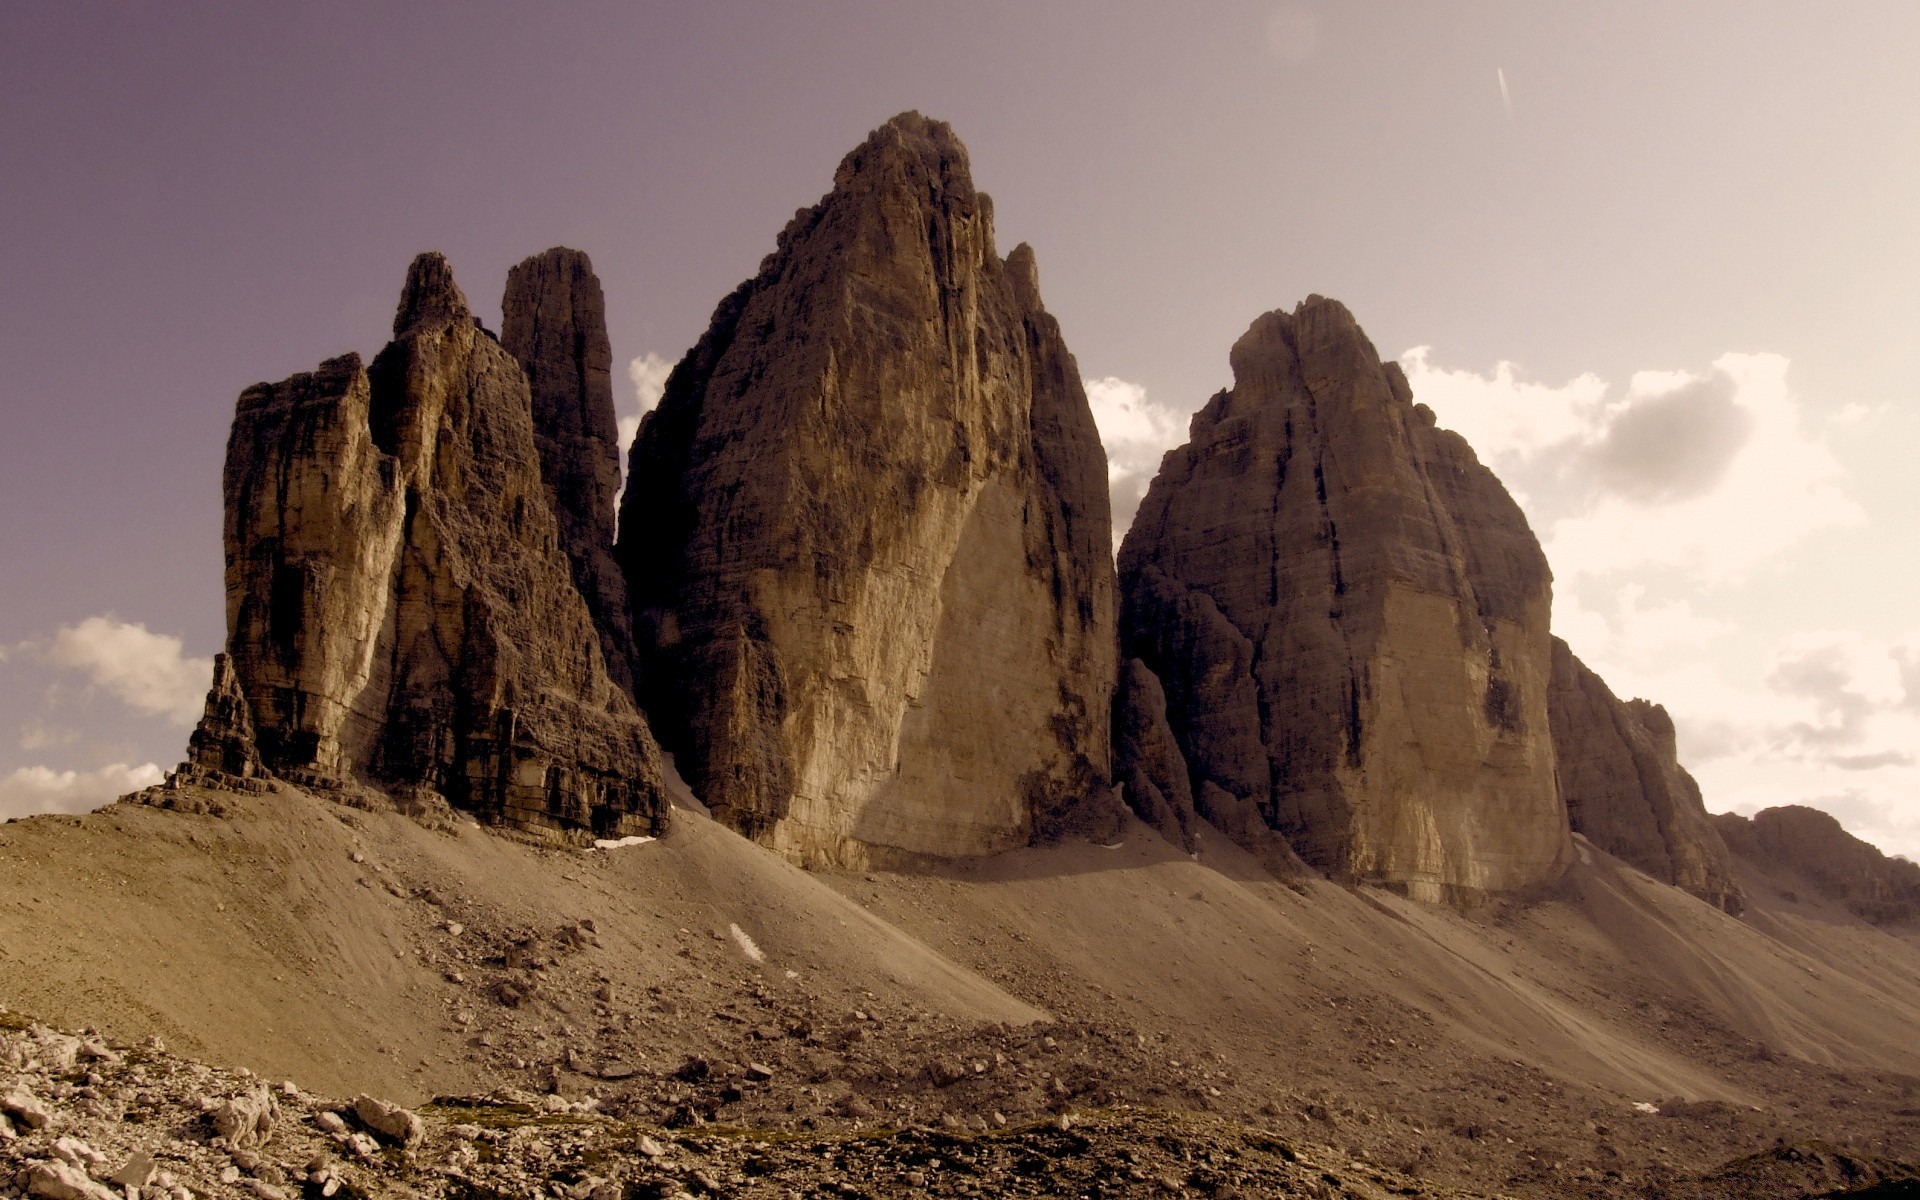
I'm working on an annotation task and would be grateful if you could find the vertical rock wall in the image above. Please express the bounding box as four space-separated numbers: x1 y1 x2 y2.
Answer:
1548 638 1742 912
502 247 639 695
206 253 668 839
1118 298 1572 900
616 112 1116 866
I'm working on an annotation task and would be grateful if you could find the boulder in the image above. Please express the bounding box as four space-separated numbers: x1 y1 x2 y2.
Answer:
1118 297 1572 900
616 112 1116 864
1548 638 1742 912
196 253 669 840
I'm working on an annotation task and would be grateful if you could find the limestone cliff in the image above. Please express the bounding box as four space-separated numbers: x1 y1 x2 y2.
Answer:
1715 805 1920 925
502 247 638 695
199 253 668 839
616 112 1116 865
1548 638 1742 912
1118 297 1572 900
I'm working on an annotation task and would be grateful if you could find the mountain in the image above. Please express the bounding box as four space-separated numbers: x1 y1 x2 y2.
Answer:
1117 298 1571 900
185 253 668 841
615 112 1116 867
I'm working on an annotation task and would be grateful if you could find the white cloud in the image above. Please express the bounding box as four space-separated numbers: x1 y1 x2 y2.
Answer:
1403 347 1920 860
45 616 209 725
1085 375 1189 547
1403 350 1861 582
19 722 79 751
0 762 163 821
621 353 674 454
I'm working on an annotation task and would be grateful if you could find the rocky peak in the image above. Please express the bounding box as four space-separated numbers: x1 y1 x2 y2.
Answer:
1118 296 1571 900
1715 805 1920 924
617 113 1116 865
392 251 471 336
502 247 637 694
190 253 668 840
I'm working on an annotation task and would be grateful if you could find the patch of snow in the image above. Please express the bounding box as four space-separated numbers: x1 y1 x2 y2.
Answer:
591 835 657 851
729 922 764 963
1632 1101 1659 1115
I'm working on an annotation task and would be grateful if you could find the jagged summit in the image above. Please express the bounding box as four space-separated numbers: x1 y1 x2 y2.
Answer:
392 251 471 336
1118 296 1572 900
186 251 668 841
502 246 638 694
617 112 1115 866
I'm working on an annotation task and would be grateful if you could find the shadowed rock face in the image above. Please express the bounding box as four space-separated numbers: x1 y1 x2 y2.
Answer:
616 112 1116 866
1549 638 1743 912
502 247 638 696
1715 805 1920 925
200 253 668 840
1118 297 1572 900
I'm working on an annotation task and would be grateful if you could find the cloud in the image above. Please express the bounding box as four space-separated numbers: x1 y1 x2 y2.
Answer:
19 722 79 751
44 616 209 725
1402 349 1861 582
621 353 674 454
0 762 163 821
1084 376 1189 547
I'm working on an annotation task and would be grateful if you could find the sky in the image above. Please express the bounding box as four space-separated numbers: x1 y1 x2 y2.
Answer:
3 2 1917 859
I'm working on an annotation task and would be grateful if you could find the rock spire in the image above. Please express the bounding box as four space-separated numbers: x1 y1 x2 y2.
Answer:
502 247 638 694
1117 297 1572 900
193 252 669 839
616 112 1117 865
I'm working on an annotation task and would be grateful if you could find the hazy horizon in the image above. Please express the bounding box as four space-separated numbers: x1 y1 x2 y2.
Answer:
4 2 1917 860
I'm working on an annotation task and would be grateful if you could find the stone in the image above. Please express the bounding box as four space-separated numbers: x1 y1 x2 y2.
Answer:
177 652 267 787
108 1154 155 1188
314 1111 348 1136
196 252 670 841
353 1095 424 1146
501 248 639 695
24 1161 115 1200
211 1085 277 1148
1118 297 1572 900
617 112 1116 864
2 1086 51 1130
1714 805 1920 924
1548 638 1742 912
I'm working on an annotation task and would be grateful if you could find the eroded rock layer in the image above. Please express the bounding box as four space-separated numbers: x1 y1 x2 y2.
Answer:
502 247 638 695
1118 298 1572 899
616 112 1116 865
1714 805 1920 925
203 253 668 839
1548 638 1742 912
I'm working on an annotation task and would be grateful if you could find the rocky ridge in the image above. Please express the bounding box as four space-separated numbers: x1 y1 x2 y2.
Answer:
187 253 668 841
1548 638 1743 912
616 112 1117 866
1117 298 1572 901
1715 804 1920 925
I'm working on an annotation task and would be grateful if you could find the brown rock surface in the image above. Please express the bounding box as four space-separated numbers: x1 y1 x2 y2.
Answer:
1714 804 1920 924
1113 659 1200 853
616 112 1116 865
203 252 668 839
501 247 638 695
1118 297 1572 899
1549 637 1743 912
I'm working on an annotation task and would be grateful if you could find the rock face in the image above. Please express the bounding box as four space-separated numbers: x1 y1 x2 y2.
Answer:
1714 805 1920 925
201 252 668 839
501 247 638 694
616 112 1116 865
1548 638 1743 912
1117 298 1572 900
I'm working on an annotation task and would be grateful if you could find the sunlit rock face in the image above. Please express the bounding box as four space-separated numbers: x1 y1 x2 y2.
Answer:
1548 638 1743 913
616 112 1117 866
206 252 669 840
1118 297 1573 901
